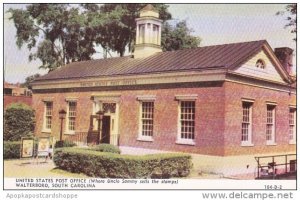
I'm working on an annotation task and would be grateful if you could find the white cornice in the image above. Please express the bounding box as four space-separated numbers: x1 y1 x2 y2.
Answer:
225 75 296 94
31 69 227 90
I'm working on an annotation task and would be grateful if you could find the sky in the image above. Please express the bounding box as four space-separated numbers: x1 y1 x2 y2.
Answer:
3 3 296 84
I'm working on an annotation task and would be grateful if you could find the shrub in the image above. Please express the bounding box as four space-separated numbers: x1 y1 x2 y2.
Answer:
4 141 21 159
89 144 121 154
54 140 77 148
54 148 192 178
4 103 35 141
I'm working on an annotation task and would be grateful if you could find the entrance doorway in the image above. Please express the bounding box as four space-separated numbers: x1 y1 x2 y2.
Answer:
101 116 111 144
91 98 120 146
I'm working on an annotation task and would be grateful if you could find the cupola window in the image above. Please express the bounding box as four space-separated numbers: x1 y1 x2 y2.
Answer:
139 24 145 43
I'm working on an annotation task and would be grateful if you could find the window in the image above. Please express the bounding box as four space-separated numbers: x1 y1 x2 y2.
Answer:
266 105 276 145
44 101 53 132
178 101 195 144
138 101 154 141
289 108 296 144
141 102 154 137
152 24 159 44
241 102 253 146
256 59 265 69
67 101 77 133
139 24 145 43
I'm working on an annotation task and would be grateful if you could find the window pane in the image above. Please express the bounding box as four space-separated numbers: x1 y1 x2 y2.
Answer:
45 102 53 129
266 105 275 141
241 102 252 143
180 101 195 140
141 102 154 137
289 108 296 141
68 102 77 131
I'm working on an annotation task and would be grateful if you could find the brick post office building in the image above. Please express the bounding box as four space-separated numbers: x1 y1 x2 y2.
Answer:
31 5 296 156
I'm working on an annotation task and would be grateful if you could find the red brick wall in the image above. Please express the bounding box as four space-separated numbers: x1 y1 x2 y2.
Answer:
118 85 225 155
4 96 32 109
32 84 225 155
224 81 296 156
33 92 93 139
32 81 296 156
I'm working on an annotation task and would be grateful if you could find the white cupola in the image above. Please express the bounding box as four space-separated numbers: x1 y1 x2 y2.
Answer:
133 4 162 59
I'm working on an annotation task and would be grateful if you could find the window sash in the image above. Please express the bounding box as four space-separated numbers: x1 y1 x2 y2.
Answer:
45 102 53 130
289 125 295 140
241 102 252 143
180 101 195 140
45 102 52 117
266 124 273 141
266 105 275 142
289 109 296 141
241 123 249 141
68 102 77 132
68 117 76 131
141 102 154 137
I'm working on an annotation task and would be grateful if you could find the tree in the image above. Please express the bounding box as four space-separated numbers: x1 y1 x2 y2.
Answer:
162 20 201 51
21 73 41 88
82 3 172 57
276 4 296 41
9 4 201 71
9 4 94 71
4 103 35 141
83 4 200 56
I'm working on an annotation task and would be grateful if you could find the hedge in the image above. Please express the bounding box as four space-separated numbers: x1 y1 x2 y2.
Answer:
4 103 35 141
89 144 121 154
54 148 192 178
4 141 21 159
54 140 77 148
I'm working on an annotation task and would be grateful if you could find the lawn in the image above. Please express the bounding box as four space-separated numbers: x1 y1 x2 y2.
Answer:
4 159 88 178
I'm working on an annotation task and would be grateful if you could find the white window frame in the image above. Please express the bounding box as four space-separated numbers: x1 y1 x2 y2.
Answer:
175 95 197 146
266 103 277 145
289 106 296 144
241 100 254 146
65 100 77 134
137 95 156 142
42 101 53 133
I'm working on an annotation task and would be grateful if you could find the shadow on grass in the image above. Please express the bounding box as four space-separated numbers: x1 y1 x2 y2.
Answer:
50 168 88 178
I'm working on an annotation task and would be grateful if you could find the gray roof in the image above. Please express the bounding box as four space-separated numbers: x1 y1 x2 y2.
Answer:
36 40 268 81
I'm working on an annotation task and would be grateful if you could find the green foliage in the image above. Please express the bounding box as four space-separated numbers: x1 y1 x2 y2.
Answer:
89 144 121 154
54 148 192 178
276 4 296 41
20 73 41 88
8 4 94 71
9 3 200 71
82 3 172 57
162 20 201 51
54 140 77 148
4 103 35 141
4 141 21 159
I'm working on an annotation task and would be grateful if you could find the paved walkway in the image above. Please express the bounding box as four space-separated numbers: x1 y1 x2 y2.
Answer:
120 146 296 180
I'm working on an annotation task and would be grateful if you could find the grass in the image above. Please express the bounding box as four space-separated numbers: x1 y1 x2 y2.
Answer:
50 168 88 178
4 159 88 178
